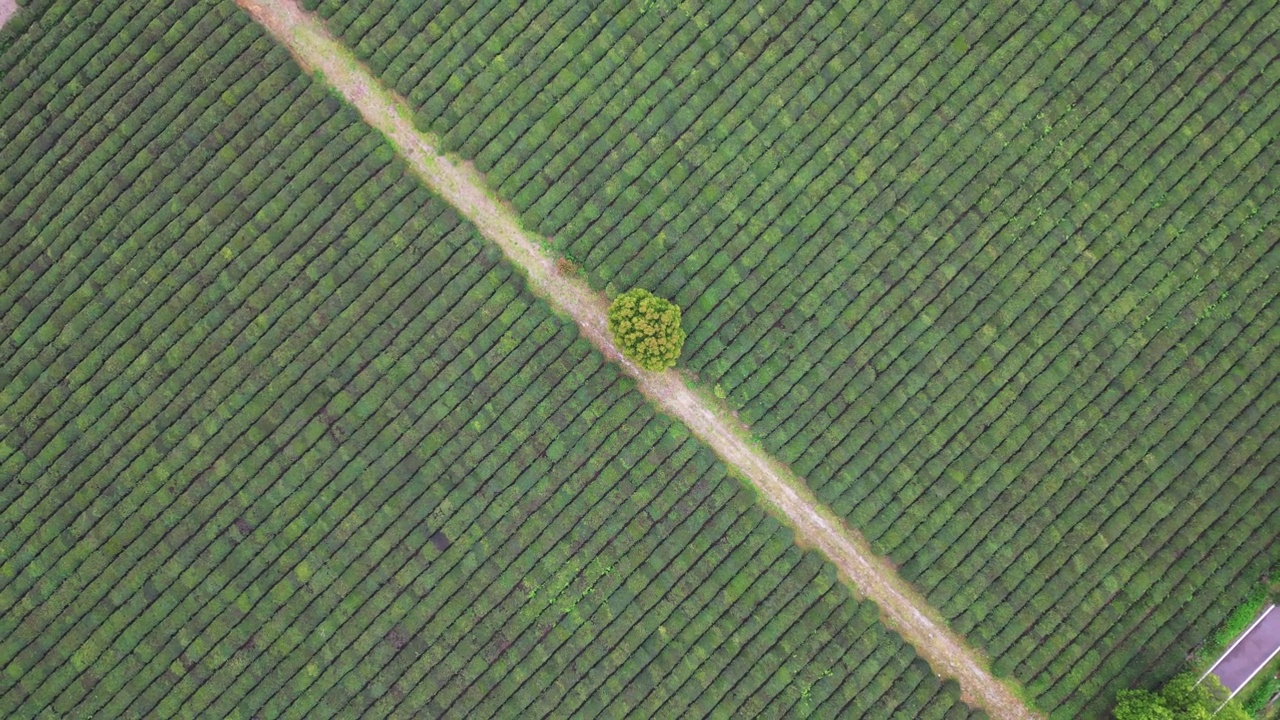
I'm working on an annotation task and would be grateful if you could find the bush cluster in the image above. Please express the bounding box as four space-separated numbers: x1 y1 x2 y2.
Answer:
1114 673 1248 720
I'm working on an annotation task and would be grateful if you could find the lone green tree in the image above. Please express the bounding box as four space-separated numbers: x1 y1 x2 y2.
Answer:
607 288 685 371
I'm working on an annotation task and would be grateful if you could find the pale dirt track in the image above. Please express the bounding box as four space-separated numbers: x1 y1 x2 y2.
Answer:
0 0 19 29
236 1 1040 717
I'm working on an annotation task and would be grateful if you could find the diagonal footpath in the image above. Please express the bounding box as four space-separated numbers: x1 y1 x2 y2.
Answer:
0 0 20 29
237 1 1039 717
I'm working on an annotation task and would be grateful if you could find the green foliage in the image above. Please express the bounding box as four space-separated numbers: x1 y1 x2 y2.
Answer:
1160 674 1216 719
1217 702 1253 720
0 2 982 719
1201 567 1280 662
1113 673 1251 720
1113 690 1174 720
607 288 685 372
312 0 1280 715
1242 675 1279 716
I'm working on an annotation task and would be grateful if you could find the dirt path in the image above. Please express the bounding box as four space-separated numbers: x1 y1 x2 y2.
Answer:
0 0 19 29
237 1 1040 717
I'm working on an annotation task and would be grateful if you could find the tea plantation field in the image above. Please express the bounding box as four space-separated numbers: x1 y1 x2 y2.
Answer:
307 0 1280 715
0 1 984 717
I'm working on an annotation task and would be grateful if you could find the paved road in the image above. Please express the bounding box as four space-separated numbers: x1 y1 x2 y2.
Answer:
1209 605 1280 694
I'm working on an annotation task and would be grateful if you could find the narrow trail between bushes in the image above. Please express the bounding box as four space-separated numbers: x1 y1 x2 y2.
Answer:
237 1 1039 717
0 0 19 29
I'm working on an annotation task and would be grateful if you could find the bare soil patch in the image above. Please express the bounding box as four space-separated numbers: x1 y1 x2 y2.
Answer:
0 0 19 29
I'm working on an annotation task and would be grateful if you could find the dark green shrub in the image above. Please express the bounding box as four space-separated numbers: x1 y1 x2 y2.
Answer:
1242 674 1279 716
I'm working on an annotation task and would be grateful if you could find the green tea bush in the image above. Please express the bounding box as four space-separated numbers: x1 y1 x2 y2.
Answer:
1242 675 1279 716
1203 580 1277 662
0 4 983 719
311 0 1280 713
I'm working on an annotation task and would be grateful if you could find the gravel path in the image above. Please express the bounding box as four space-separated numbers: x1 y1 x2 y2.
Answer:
236 1 1041 718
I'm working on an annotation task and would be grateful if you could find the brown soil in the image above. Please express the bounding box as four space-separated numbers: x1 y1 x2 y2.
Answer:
236 1 1041 718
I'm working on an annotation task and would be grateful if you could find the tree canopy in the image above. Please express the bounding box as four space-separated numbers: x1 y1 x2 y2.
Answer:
1113 689 1174 720
607 288 685 372
1113 673 1249 720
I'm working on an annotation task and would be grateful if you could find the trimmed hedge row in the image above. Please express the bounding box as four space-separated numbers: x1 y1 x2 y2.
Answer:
309 0 1280 715
0 1 983 718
